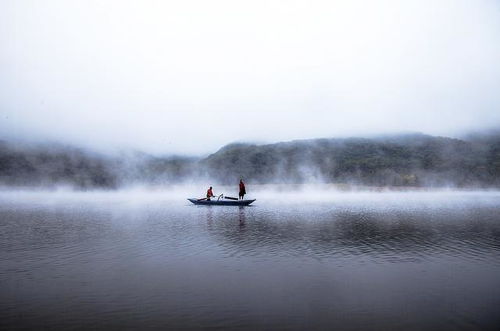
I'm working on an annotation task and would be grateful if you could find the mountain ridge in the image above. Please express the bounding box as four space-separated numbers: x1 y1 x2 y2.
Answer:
1 132 499 189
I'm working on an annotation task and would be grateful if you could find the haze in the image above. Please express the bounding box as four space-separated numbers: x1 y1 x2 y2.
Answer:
1 0 499 155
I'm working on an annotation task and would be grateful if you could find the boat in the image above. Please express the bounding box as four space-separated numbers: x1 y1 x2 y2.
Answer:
188 198 256 206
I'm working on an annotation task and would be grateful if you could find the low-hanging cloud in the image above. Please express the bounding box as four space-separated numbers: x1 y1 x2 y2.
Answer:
1 0 499 155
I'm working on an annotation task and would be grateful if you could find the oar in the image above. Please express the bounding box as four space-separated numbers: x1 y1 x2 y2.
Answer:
224 196 238 200
197 197 208 201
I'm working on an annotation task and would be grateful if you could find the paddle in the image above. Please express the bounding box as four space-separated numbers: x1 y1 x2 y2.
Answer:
224 196 238 200
197 198 208 201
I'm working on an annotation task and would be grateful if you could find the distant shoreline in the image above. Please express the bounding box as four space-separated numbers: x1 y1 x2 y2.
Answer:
2 132 500 189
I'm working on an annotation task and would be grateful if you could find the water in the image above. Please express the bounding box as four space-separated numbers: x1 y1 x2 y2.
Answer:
1 190 500 330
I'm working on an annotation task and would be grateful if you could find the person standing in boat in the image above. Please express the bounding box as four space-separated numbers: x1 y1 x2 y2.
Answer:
206 186 215 200
239 179 246 200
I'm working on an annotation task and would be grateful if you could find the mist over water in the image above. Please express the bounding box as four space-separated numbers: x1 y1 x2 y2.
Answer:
2 0 500 329
3 131 500 190
1 189 499 330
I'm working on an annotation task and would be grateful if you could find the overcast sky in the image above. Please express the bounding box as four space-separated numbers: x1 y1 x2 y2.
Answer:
1 0 499 155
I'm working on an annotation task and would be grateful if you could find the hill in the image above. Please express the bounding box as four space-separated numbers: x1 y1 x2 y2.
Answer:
1 132 499 189
202 133 496 187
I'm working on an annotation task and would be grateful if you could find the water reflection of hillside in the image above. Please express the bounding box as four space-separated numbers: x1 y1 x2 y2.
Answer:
204 206 500 262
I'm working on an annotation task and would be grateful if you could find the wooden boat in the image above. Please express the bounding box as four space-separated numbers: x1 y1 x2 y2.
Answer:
188 198 256 206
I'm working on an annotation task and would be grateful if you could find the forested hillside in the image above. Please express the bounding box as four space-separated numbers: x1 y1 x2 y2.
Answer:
1 132 499 189
0 142 197 189
203 134 498 186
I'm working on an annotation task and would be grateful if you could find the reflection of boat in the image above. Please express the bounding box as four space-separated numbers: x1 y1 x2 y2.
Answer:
188 198 256 206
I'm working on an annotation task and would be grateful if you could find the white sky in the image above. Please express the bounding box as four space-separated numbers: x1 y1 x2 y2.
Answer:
1 0 499 155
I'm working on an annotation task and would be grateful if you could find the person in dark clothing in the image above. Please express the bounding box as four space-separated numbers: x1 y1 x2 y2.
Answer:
239 179 246 200
206 186 214 200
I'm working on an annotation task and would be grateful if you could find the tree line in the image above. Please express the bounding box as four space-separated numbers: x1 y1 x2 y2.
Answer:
1 132 499 189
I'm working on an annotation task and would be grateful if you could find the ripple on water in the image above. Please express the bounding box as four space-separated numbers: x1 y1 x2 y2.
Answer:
1 192 500 330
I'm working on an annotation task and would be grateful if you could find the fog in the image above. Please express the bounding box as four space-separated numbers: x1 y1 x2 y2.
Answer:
1 184 499 205
1 0 500 155
1 131 500 189
2 5 500 329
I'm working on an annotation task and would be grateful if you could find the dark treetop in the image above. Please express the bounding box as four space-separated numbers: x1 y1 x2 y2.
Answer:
1 132 500 189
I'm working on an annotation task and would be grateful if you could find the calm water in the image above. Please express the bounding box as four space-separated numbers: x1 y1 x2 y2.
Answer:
1 190 500 330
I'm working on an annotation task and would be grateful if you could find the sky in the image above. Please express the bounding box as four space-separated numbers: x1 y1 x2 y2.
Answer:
1 0 499 155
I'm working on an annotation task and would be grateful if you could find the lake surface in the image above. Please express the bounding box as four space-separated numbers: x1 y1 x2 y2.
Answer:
1 190 500 330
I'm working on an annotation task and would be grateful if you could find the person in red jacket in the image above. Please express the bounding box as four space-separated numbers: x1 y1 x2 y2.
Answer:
239 179 246 200
206 186 214 200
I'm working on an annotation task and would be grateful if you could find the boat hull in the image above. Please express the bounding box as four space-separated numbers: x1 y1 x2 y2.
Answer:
188 198 256 206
